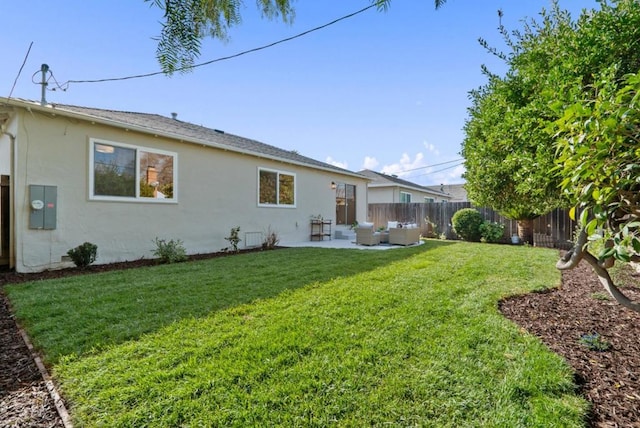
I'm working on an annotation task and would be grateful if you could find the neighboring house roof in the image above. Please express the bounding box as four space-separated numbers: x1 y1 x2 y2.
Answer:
358 169 451 199
0 97 365 179
428 183 468 202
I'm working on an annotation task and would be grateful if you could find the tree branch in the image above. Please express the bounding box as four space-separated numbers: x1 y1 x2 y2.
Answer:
556 229 587 270
556 228 640 312
581 251 640 313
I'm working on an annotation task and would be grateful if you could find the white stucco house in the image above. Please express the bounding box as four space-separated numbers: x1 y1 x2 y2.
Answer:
427 183 468 202
358 169 452 204
0 98 368 272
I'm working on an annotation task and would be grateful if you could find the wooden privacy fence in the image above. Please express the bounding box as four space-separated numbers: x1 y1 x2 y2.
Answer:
367 202 577 248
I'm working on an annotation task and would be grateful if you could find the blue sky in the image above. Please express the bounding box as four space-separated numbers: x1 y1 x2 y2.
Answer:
1 0 598 185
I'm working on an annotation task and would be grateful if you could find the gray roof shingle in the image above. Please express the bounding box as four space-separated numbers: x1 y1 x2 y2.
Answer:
46 102 362 177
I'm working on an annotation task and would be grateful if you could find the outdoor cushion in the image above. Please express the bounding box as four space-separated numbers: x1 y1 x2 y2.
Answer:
389 227 421 246
356 227 381 246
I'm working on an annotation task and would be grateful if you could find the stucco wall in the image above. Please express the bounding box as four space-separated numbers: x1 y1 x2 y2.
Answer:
367 187 395 204
368 186 451 204
11 109 367 272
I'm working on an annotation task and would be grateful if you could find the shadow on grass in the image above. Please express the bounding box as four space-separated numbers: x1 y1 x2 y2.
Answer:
6 240 457 363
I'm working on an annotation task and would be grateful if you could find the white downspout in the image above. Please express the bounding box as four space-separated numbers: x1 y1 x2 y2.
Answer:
1 126 16 269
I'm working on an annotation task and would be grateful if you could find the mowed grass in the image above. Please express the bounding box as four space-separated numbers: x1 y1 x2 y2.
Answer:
5 242 589 427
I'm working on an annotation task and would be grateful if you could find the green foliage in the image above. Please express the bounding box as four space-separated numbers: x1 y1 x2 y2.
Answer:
67 242 98 269
223 226 242 253
579 333 611 352
590 292 611 301
139 179 155 197
451 208 483 242
465 0 640 262
152 238 187 263
94 164 135 197
147 1 448 74
479 221 505 243
554 71 640 264
7 244 587 425
147 0 294 73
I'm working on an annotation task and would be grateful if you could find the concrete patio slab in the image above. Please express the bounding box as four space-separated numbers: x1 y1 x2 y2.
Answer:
279 239 424 250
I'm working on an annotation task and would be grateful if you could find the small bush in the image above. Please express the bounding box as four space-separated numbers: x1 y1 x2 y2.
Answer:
67 242 98 268
590 292 611 301
152 238 187 263
223 227 242 253
262 227 280 250
424 217 439 238
480 221 505 243
451 208 484 242
579 333 611 351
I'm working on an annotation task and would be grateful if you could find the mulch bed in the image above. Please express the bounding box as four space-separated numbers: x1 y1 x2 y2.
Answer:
1 251 639 427
501 260 640 427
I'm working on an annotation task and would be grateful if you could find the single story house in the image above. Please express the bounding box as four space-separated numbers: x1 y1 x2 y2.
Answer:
0 98 368 272
358 169 452 204
427 183 467 202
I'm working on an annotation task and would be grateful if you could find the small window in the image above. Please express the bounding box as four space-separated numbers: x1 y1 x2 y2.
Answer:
400 191 412 203
424 197 435 203
90 139 177 202
259 168 295 207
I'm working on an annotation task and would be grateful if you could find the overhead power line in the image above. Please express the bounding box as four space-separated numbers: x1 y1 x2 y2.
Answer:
61 4 378 87
400 158 464 173
8 42 33 98
409 162 464 179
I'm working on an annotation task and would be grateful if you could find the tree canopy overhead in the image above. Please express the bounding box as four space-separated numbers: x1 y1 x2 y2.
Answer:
146 0 448 73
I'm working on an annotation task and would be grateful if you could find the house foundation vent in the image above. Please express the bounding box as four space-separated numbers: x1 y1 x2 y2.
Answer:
244 232 263 249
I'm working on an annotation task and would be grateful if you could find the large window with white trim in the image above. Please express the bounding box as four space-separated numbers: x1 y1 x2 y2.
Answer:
400 191 412 203
90 139 177 201
259 168 295 207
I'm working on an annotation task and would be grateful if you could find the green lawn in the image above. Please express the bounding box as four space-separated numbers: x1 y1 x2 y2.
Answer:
5 241 589 427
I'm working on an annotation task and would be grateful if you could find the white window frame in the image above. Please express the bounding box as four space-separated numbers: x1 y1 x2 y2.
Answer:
424 197 435 203
89 138 178 203
257 167 296 208
400 191 412 203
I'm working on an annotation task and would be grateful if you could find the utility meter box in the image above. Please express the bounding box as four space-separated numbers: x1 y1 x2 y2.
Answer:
29 185 57 230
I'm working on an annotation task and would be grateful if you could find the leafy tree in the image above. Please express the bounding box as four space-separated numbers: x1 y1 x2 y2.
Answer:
554 70 640 312
464 0 640 311
146 0 448 73
94 163 136 197
462 72 563 244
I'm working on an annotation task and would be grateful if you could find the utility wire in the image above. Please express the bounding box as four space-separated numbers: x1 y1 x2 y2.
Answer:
408 162 464 179
62 4 377 87
401 158 464 173
8 42 33 99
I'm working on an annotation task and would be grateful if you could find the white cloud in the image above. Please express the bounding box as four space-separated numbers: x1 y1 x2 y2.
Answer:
380 152 427 177
325 156 348 169
376 151 466 186
362 156 379 170
423 141 440 156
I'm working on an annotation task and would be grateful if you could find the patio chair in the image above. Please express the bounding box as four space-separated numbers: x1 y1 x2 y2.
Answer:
355 224 381 246
389 226 421 246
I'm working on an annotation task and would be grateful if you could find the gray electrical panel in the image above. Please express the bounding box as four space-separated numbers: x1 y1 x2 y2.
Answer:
29 185 57 230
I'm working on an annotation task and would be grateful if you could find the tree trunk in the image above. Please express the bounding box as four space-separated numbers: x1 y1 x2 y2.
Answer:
517 219 533 245
557 229 640 313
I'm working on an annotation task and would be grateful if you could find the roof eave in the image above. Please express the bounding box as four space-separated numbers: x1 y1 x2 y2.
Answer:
1 97 366 180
